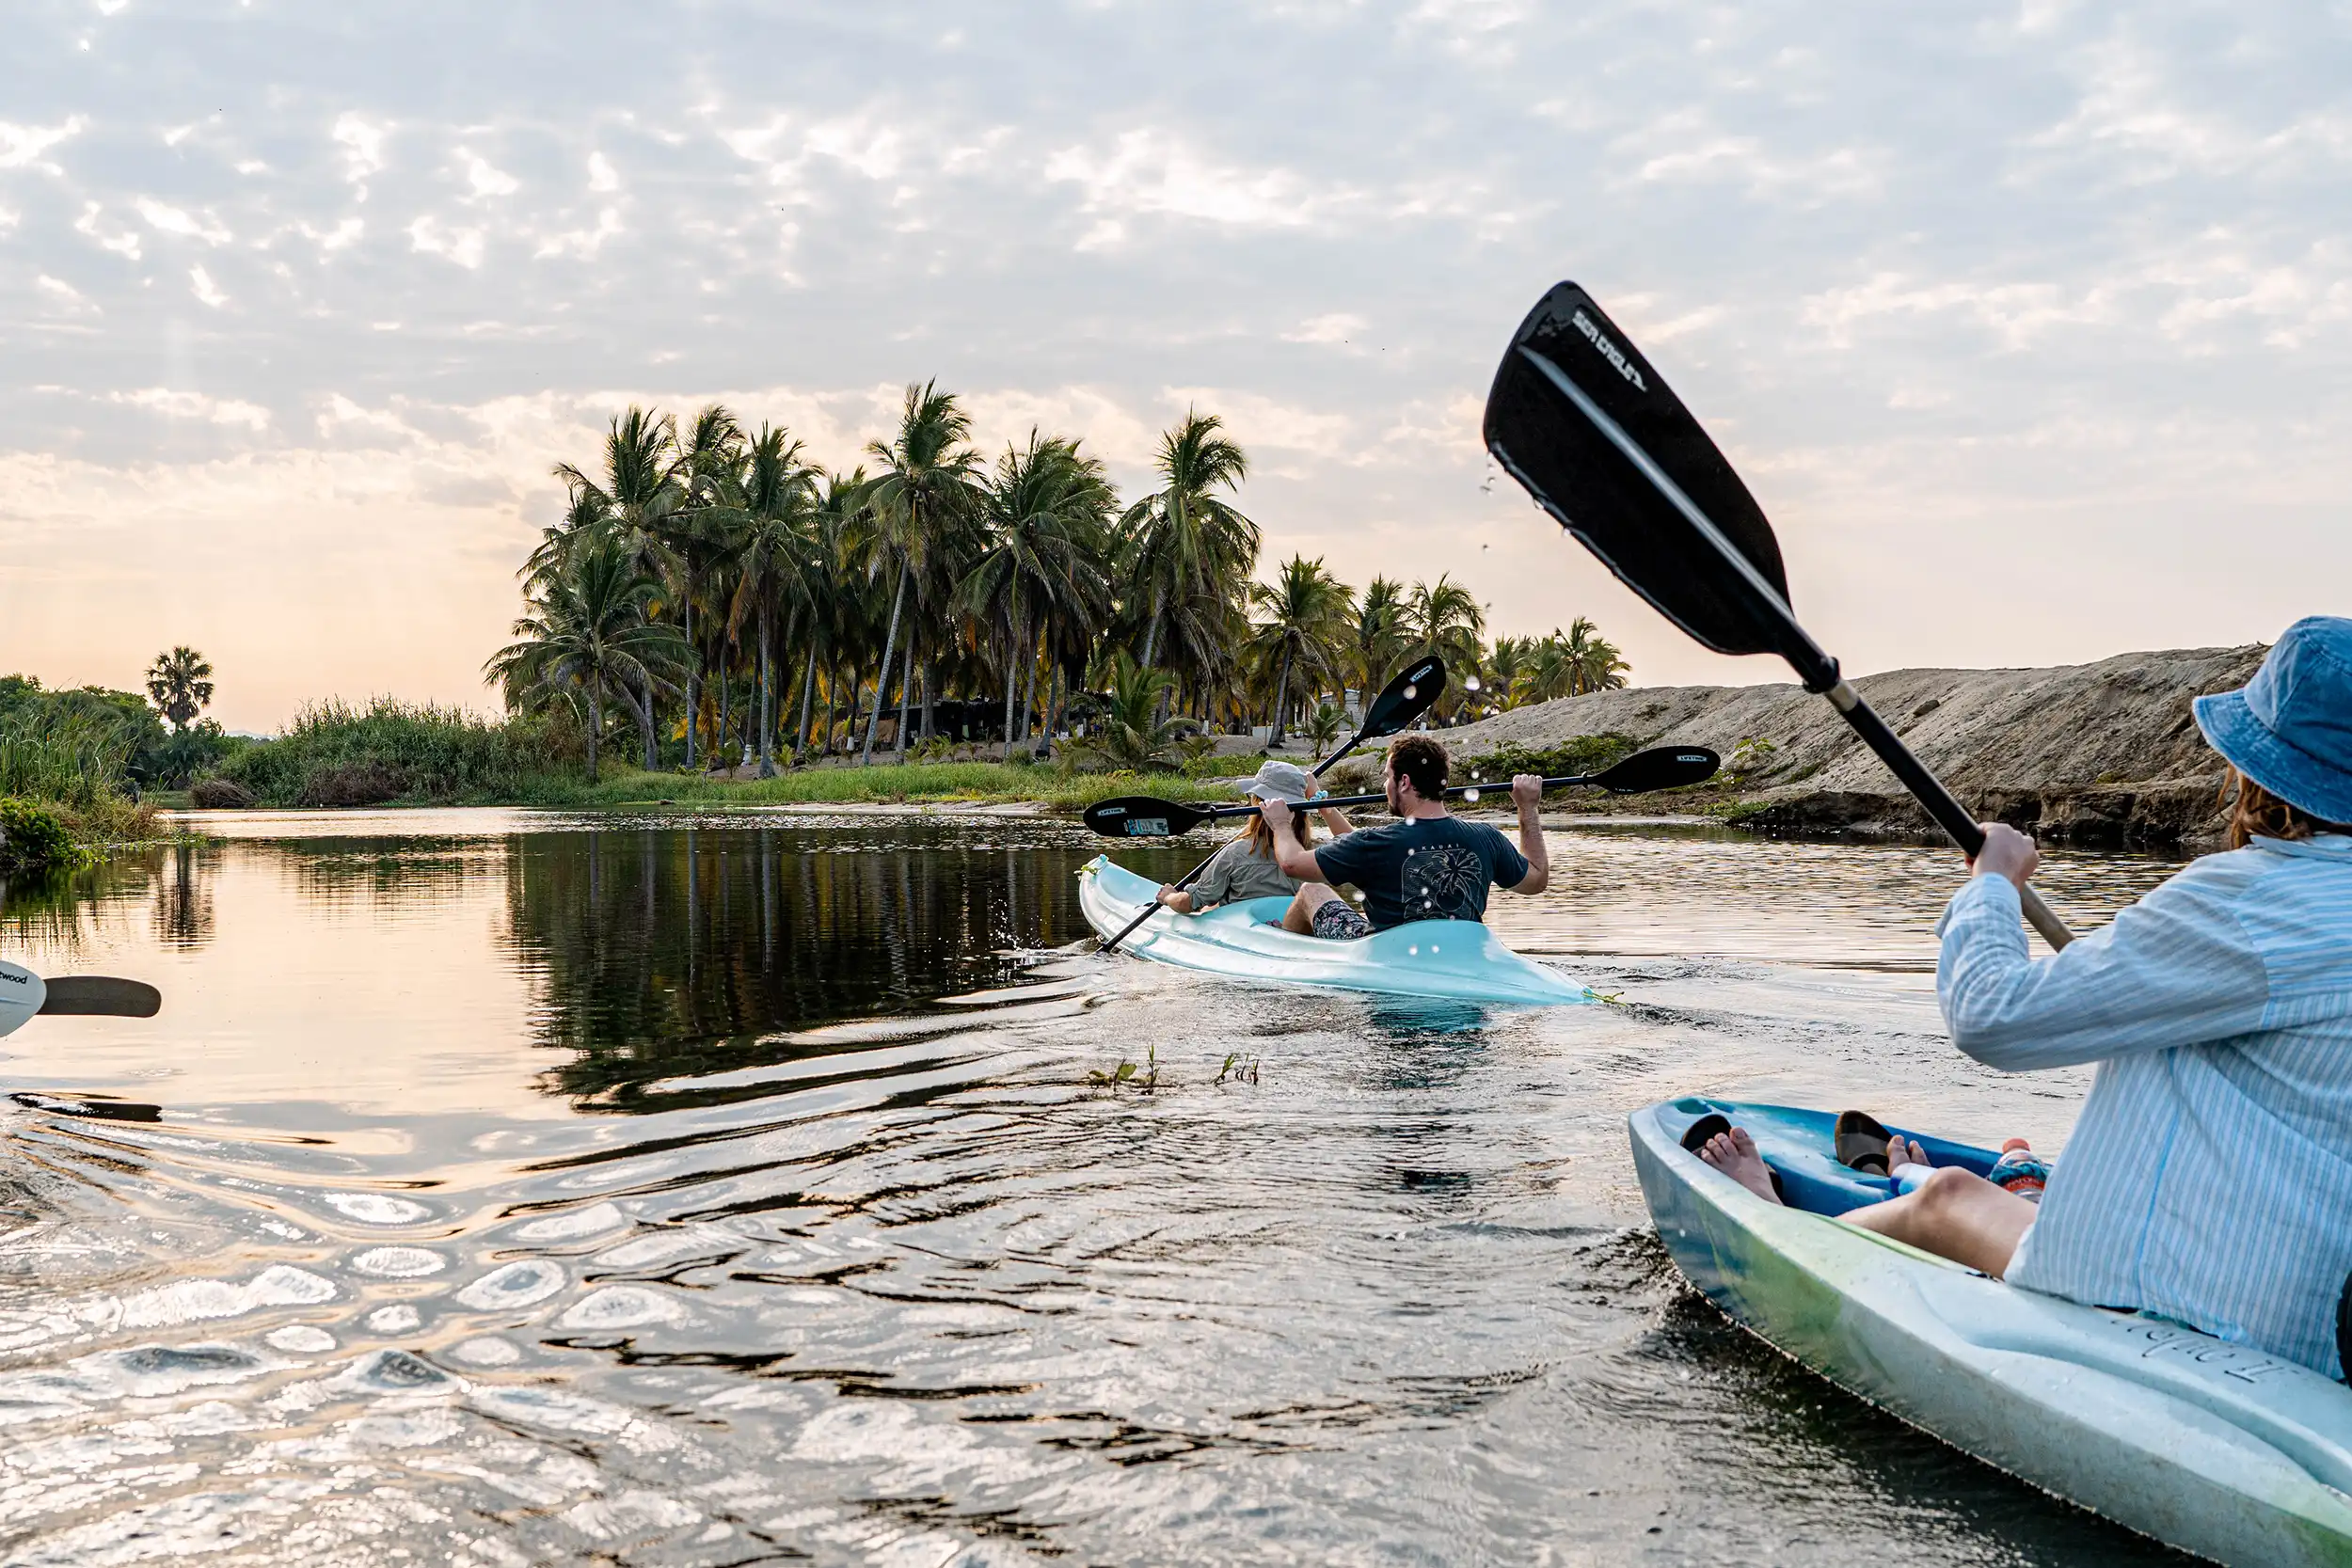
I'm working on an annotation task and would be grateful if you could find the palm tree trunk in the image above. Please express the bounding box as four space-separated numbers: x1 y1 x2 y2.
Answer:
1139 585 1164 669
1017 630 1040 747
1000 619 1021 760
894 642 914 760
682 585 698 771
634 675 658 770
584 676 602 784
920 664 934 743
1269 647 1293 750
1037 662 1061 759
714 653 732 770
795 641 818 763
756 605 776 779
861 560 909 767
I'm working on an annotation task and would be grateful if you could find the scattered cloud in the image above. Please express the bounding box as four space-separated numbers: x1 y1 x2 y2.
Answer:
135 198 232 243
188 264 228 308
0 115 87 169
108 388 272 428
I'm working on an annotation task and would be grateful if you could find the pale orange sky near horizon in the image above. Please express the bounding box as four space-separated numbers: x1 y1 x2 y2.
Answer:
5 4 2349 734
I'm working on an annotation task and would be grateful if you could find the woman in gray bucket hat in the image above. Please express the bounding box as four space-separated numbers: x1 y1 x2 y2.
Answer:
1153 761 1353 915
1695 616 2352 1376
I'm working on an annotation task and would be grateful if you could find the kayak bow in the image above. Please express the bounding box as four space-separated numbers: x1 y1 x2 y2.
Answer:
1078 855 1596 1006
1630 1097 2352 1567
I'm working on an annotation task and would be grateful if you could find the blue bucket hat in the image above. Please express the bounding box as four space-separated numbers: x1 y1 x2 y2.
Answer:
2193 615 2352 826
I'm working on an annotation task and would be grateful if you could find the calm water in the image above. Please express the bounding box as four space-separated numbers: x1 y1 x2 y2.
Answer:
0 808 2196 1566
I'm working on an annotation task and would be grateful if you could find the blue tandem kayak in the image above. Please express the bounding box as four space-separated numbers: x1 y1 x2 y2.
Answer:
1630 1097 2352 1566
1077 854 1596 1006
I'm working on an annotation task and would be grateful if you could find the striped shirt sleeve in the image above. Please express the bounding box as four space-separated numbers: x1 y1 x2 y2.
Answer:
1936 869 2271 1070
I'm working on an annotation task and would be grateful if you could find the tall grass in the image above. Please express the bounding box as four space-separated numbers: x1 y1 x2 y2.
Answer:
0 710 135 808
216 699 572 805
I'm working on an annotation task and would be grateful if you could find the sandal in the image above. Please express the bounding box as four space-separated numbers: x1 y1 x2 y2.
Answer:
1835 1109 1896 1176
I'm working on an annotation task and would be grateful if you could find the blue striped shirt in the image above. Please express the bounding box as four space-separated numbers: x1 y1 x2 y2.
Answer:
1936 833 2352 1377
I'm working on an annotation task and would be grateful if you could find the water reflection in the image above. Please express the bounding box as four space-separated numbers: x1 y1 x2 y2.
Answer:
0 810 2193 1565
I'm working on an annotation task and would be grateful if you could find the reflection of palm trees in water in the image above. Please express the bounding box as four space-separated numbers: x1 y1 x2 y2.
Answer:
507 824 1097 1104
154 841 214 949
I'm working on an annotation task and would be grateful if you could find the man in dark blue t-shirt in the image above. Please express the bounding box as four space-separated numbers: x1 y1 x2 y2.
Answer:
1258 733 1549 939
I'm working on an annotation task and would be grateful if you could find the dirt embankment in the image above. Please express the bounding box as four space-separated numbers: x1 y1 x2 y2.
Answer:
1426 644 2267 847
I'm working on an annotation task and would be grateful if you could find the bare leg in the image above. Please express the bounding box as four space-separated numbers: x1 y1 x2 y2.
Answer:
1844 1165 2037 1278
1697 1127 1781 1205
1285 883 1341 936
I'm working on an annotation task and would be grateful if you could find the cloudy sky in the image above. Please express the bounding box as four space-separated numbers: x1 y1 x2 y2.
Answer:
4 0 2349 731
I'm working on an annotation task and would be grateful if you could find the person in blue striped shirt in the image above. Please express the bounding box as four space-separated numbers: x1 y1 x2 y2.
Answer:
1698 615 2352 1376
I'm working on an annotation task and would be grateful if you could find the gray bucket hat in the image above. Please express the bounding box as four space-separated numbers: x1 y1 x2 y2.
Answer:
2193 615 2352 825
1241 760 1315 805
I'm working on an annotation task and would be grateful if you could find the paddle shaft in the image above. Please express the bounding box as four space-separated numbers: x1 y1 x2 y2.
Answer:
1518 335 2074 951
1151 770 1625 825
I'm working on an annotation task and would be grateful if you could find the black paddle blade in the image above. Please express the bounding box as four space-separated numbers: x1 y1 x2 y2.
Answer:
39 976 162 1018
1080 797 1204 839
1360 656 1446 738
1484 284 1828 682
1591 745 1721 794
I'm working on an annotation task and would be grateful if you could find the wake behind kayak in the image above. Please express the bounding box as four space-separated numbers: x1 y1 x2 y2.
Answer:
1078 854 1596 1006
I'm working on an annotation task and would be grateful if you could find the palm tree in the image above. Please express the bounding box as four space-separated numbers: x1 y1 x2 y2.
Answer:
1305 700 1345 759
855 382 984 766
1485 636 1538 713
959 433 1116 756
1120 411 1258 678
1244 555 1356 748
1406 576 1487 721
546 406 688 768
725 425 821 778
1353 576 1414 699
667 404 746 770
146 647 215 732
1073 653 1186 772
485 539 690 783
1562 616 1630 694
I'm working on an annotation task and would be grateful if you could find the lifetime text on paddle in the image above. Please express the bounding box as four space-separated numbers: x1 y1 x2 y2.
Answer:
1570 309 1646 390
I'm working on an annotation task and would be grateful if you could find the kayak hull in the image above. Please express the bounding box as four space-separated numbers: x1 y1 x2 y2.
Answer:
1078 854 1595 1006
1631 1098 2352 1567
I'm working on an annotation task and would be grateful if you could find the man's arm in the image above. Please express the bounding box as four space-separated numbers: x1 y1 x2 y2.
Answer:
1506 773 1549 895
1256 800 1328 881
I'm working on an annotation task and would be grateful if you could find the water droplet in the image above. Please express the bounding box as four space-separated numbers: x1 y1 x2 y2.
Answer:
1463 787 1480 803
1465 675 1483 691
1407 945 1419 956
1402 684 1417 700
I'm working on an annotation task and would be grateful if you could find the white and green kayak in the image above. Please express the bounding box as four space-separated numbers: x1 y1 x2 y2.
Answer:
1631 1098 2352 1566
1078 855 1596 1006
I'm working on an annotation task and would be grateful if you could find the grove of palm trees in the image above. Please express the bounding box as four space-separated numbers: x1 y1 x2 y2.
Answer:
489 385 1632 787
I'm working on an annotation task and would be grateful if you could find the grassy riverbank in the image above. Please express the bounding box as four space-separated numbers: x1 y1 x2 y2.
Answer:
437 761 1227 813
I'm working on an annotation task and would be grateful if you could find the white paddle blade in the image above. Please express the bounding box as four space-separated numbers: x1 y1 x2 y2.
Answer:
0 960 45 1040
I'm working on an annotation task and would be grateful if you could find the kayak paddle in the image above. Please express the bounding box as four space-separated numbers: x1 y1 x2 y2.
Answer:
1091 655 1446 953
0 959 163 1040
1482 281 2074 950
1081 743 1721 837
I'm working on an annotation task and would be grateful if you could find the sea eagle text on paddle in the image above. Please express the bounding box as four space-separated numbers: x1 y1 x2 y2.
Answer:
1570 309 1645 390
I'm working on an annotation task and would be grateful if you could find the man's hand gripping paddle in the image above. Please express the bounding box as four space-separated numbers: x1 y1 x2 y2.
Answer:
1088 656 1445 954
1082 743 1721 837
1481 281 2073 949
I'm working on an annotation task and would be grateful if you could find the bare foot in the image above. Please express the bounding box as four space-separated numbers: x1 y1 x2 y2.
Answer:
1697 1127 1782 1206
1887 1135 1931 1177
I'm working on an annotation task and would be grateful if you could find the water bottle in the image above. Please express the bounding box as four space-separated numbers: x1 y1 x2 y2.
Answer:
1988 1138 2050 1204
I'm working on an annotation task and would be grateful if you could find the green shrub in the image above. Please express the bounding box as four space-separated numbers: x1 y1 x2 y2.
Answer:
1455 733 1639 784
218 699 561 805
0 797 74 872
